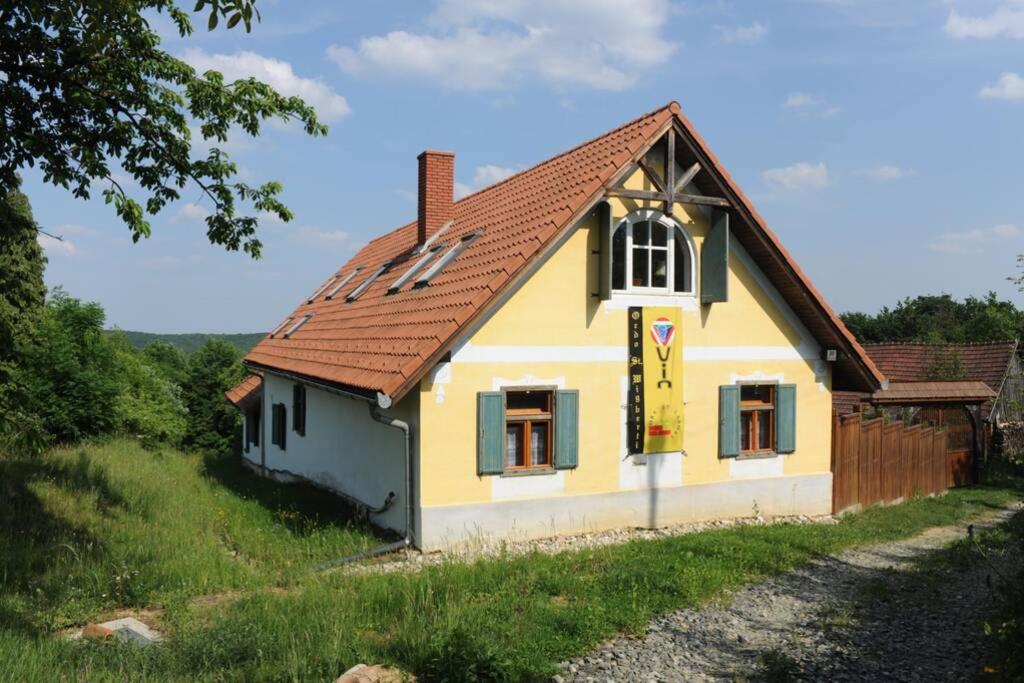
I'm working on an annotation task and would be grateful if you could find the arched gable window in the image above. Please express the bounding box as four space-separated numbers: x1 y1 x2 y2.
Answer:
611 210 695 295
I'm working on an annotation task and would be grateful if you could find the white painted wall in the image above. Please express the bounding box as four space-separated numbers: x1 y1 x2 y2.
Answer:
260 371 413 534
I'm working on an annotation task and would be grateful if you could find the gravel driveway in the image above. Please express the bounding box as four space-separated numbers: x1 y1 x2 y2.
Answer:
559 503 1023 682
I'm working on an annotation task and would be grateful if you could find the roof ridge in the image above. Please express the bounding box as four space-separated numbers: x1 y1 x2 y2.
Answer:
863 340 1018 347
449 101 676 205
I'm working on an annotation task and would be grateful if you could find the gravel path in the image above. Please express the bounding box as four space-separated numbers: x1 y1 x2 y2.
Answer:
559 502 1024 682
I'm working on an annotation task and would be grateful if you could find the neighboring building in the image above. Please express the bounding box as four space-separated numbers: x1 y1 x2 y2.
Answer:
852 341 1022 425
226 102 884 550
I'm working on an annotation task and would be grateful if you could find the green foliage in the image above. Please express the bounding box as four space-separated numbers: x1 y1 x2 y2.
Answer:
0 441 1019 681
142 339 189 384
111 334 188 448
0 0 326 257
981 512 1024 680
14 289 120 451
116 330 265 356
842 292 1024 344
0 183 48 452
182 338 245 453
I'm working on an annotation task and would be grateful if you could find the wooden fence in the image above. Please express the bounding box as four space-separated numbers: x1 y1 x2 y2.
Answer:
831 412 955 514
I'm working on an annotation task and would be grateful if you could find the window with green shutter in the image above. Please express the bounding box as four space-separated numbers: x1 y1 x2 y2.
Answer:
701 209 729 304
292 384 306 436
776 384 796 454
719 385 740 457
477 392 504 475
477 388 580 475
554 389 579 469
271 403 287 451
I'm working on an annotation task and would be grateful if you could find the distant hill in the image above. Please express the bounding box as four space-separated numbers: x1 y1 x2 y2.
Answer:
109 330 266 355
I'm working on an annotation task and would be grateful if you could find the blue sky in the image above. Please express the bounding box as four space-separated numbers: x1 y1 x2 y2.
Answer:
23 0 1024 332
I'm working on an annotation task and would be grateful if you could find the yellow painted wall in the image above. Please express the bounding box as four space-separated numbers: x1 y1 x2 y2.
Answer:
417 169 832 508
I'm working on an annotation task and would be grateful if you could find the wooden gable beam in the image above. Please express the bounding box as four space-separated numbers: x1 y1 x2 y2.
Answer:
665 128 676 216
605 186 730 208
675 161 701 193
634 158 666 194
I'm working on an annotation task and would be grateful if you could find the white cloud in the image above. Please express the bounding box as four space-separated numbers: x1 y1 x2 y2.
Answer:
980 72 1024 101
783 92 819 109
181 49 351 122
327 0 676 91
395 189 416 202
946 5 1024 39
860 165 915 182
37 234 76 256
176 202 211 223
55 223 96 237
716 21 768 44
294 228 351 245
929 223 1023 254
455 164 519 199
762 162 831 191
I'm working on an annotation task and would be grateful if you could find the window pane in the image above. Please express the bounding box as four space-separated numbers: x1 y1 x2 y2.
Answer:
651 222 667 246
506 424 524 468
612 226 626 290
633 221 650 246
652 249 668 288
673 231 690 292
741 412 753 452
530 423 549 466
632 248 649 287
507 391 550 414
741 385 774 406
757 411 773 451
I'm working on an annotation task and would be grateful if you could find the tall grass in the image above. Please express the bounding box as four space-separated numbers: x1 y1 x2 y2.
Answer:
0 441 1021 682
0 439 383 631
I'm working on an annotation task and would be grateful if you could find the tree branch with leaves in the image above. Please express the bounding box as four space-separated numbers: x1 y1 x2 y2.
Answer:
0 0 325 258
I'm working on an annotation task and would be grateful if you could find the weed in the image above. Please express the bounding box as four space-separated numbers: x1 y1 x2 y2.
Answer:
758 647 800 682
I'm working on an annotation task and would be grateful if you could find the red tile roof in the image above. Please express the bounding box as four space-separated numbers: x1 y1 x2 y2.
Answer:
244 102 884 401
863 341 1018 395
225 374 263 410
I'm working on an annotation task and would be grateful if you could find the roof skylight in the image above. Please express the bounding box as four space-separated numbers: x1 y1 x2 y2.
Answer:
414 233 480 287
388 245 444 294
307 275 339 303
346 261 393 302
324 268 362 301
283 313 314 339
269 317 294 338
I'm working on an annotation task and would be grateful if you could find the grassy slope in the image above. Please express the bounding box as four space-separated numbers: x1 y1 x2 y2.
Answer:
109 331 266 355
1 441 1021 682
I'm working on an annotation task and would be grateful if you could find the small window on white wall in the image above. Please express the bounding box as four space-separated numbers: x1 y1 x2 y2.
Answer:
611 210 694 295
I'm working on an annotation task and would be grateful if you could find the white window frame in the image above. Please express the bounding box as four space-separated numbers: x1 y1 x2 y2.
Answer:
611 209 697 297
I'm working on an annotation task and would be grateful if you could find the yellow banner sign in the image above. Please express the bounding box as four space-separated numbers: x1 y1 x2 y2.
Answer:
628 306 683 454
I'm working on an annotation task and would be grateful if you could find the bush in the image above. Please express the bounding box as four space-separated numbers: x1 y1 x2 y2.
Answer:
182 338 244 454
14 289 120 450
110 334 188 448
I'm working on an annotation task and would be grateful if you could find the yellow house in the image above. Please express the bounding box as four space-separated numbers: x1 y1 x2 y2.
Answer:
227 102 885 551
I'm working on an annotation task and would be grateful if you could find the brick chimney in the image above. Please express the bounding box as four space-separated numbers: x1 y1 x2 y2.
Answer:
417 150 454 245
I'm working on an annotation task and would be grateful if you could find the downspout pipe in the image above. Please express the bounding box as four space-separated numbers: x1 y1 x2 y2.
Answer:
316 399 415 571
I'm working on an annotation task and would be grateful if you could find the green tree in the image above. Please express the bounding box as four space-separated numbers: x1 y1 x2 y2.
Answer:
841 292 1024 344
142 340 189 385
0 0 326 257
0 182 48 450
110 333 188 447
182 338 244 453
16 290 120 449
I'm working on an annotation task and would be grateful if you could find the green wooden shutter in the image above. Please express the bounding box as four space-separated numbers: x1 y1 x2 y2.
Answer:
554 389 579 469
701 209 729 304
477 392 505 475
776 384 796 454
719 385 740 457
598 201 613 300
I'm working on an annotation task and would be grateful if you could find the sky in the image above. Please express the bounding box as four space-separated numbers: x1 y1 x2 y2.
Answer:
22 0 1024 333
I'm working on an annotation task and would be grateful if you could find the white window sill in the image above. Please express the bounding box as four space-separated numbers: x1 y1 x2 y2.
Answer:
604 292 698 310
